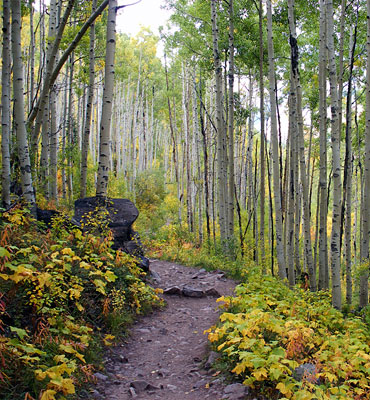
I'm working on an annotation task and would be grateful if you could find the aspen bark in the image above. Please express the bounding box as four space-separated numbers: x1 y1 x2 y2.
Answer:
288 0 316 291
227 0 235 243
96 0 117 197
211 0 227 244
319 0 329 290
1 0 11 208
343 17 358 305
81 0 97 198
11 0 36 210
327 0 343 309
258 0 266 270
267 0 286 279
359 0 370 308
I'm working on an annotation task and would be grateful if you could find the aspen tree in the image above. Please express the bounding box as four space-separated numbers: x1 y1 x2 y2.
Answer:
1 0 11 208
211 0 228 245
359 0 370 308
11 0 36 210
266 0 286 280
80 0 96 199
96 0 117 197
227 0 235 243
318 0 329 290
327 0 343 309
258 0 266 271
343 14 358 305
288 0 316 291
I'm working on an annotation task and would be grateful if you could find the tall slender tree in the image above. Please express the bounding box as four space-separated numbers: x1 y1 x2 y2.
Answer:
266 0 286 280
1 0 11 208
96 0 118 197
360 0 370 308
327 0 343 309
11 0 36 210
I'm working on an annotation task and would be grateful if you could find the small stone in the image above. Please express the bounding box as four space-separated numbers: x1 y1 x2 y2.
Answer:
130 380 149 392
164 286 182 295
293 363 320 384
205 287 221 297
182 286 205 298
130 380 159 392
129 387 137 398
93 372 108 381
167 384 178 391
224 383 250 399
137 328 151 334
157 368 170 377
92 390 104 400
193 379 207 389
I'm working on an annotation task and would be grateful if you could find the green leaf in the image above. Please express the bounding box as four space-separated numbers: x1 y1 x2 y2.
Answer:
0 247 11 257
10 326 28 340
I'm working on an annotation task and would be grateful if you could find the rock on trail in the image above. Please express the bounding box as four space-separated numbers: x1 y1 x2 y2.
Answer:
88 259 255 400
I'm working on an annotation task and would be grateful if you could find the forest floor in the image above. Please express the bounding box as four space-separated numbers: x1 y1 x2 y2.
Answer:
85 259 267 400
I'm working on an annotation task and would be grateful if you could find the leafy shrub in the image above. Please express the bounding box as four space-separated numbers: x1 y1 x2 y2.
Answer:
0 205 163 400
134 169 166 210
206 273 370 399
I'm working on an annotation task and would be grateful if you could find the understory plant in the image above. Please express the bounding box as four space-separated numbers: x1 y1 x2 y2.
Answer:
0 205 162 400
206 272 370 399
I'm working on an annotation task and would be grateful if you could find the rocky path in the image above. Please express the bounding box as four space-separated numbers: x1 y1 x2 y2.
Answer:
89 259 252 400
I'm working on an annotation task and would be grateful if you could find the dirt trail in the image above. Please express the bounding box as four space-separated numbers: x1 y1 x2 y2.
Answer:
88 259 254 400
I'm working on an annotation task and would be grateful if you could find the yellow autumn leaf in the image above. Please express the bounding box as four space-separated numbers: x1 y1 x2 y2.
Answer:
11 265 33 283
68 288 82 300
73 351 86 363
53 355 68 363
35 369 47 381
93 279 106 295
253 368 268 380
61 248 74 256
232 362 247 375
40 389 57 400
37 272 52 288
324 372 337 383
60 378 75 394
79 261 91 270
276 382 292 397
103 334 115 346
104 270 117 282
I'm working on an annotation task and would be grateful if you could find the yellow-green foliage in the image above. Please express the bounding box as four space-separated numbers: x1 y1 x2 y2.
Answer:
0 205 162 400
206 273 370 399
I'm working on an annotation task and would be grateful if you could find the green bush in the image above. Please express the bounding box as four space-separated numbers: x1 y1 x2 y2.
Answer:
0 206 163 400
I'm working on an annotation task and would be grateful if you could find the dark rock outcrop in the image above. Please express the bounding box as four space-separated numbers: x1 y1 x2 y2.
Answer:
74 197 149 272
36 208 60 228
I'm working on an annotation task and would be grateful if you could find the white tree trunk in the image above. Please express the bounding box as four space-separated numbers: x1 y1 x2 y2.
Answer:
360 0 370 308
267 0 286 279
1 0 11 208
96 0 117 197
11 0 35 209
327 0 343 309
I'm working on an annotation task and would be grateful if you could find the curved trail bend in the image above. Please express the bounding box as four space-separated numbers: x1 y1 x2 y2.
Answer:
91 259 255 400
